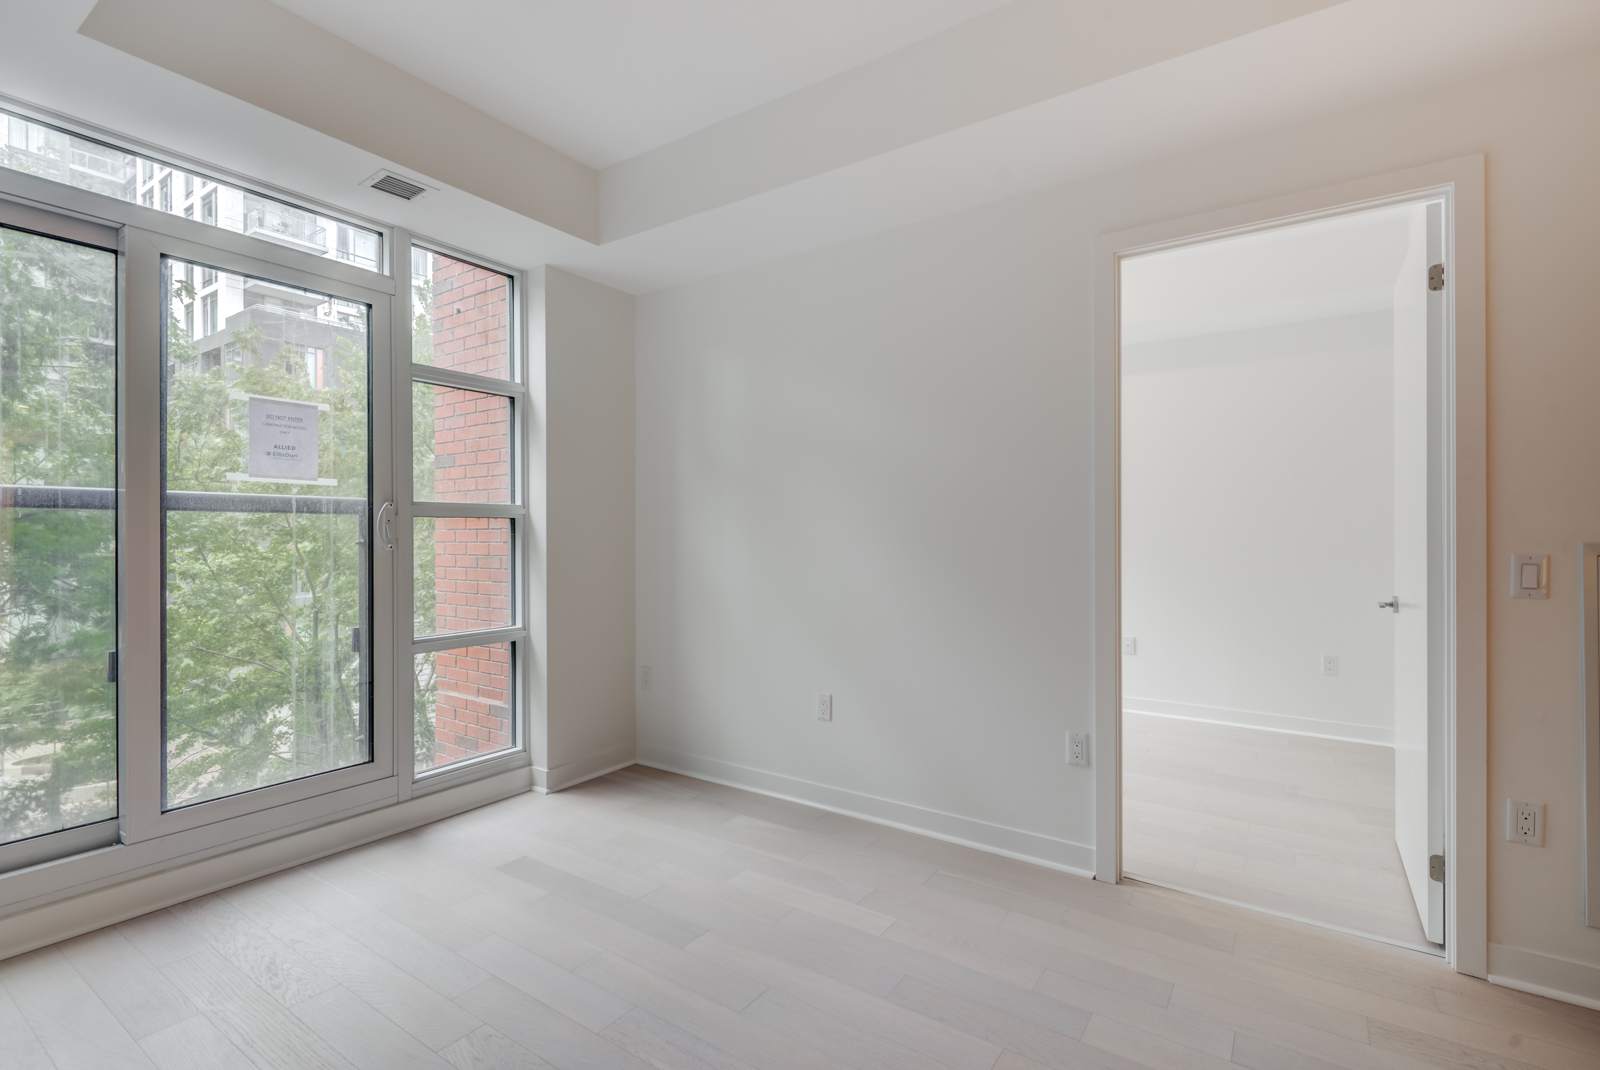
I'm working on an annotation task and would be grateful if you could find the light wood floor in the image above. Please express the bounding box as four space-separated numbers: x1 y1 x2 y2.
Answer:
3 764 1597 1070
1123 712 1431 949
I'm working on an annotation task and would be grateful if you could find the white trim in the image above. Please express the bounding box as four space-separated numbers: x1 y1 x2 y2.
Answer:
1123 700 1394 747
535 756 638 795
542 742 640 794
638 747 1095 876
1093 155 1487 977
1488 943 1600 1012
1126 876 1442 958
0 764 529 962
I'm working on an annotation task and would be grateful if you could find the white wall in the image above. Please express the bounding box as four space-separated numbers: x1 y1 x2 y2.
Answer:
1120 312 1396 743
539 266 637 791
637 44 1600 1001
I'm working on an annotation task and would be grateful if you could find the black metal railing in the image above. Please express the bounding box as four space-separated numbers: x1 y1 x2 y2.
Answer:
1 485 365 515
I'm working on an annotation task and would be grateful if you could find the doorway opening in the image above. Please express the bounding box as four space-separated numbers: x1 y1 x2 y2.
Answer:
1116 198 1449 954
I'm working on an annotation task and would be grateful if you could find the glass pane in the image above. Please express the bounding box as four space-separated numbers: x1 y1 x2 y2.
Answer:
0 226 117 844
0 109 382 272
414 643 512 774
413 518 511 637
410 248 511 379
162 257 370 809
412 382 511 503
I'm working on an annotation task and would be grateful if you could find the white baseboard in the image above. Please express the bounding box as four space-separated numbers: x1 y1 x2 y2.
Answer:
1124 697 1394 746
636 745 1094 876
0 765 531 962
1488 943 1600 1012
539 741 638 793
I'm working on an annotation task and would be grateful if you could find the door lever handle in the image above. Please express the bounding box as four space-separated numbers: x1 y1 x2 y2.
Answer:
376 502 395 552
1378 596 1399 613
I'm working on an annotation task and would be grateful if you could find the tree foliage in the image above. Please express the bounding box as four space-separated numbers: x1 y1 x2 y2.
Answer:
163 269 371 805
0 227 117 840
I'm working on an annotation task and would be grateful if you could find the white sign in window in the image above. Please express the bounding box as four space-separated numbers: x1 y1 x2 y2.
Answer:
226 392 335 485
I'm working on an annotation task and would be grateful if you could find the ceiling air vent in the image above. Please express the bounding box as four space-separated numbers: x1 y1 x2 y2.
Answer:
363 170 434 201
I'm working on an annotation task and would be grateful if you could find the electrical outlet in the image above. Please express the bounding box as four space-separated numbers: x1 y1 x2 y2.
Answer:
1067 731 1089 767
1506 799 1544 846
816 693 832 721
1321 654 1339 676
640 665 652 690
1122 637 1137 655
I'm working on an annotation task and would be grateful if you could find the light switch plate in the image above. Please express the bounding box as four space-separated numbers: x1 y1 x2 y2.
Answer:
1511 554 1549 599
1122 637 1137 655
816 693 832 721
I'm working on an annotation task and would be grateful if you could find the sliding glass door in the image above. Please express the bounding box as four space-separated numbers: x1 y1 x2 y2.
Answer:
0 221 118 848
160 257 374 809
0 105 529 903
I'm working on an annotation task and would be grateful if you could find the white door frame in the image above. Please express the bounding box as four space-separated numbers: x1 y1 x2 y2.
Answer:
1090 155 1487 977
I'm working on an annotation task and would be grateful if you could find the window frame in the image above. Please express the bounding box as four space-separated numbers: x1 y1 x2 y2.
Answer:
399 238 531 794
0 137 532 912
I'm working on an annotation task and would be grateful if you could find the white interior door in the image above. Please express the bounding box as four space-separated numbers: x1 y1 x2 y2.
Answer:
1392 200 1447 945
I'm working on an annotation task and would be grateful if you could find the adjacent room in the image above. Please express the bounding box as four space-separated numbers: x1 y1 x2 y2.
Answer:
1119 204 1440 949
0 1 1598 1068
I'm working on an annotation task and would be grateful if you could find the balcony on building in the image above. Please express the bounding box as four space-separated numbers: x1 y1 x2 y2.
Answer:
242 195 328 255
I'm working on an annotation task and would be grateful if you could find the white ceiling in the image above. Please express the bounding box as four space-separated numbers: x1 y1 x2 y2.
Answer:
1122 205 1417 344
268 0 1014 169
6 1 1600 294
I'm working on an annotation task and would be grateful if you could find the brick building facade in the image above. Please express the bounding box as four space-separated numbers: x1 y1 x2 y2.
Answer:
425 254 513 767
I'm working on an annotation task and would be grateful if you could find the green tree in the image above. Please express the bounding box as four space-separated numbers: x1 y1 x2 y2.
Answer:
162 272 370 805
0 227 117 840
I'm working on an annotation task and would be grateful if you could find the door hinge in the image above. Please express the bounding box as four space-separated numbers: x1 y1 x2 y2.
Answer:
106 650 117 684
1428 264 1445 291
1429 853 1445 883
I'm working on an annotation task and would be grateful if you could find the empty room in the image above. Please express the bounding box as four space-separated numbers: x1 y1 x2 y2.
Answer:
0 2 1598 1069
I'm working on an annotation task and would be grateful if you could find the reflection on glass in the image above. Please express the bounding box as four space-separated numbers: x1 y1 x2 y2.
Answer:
410 248 511 379
412 383 510 503
413 518 511 637
414 643 511 774
162 257 371 808
0 110 381 271
0 226 117 844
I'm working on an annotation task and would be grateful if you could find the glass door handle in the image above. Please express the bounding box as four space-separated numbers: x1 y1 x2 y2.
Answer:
376 502 396 552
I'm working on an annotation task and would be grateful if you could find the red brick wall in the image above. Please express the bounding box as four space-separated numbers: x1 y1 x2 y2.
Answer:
428 254 512 765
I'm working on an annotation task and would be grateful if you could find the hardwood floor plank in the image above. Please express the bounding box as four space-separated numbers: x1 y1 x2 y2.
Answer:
291 984 455 1070
499 856 706 947
11 766 1597 1070
161 949 356 1070
727 870 895 935
168 894 337 1007
58 925 197 1040
576 950 855 1070
438 1025 554 1069
741 987 938 1070
1034 968 1235 1059
0 945 156 1069
341 910 494 999
453 976 659 1070
644 883 904 998
599 1006 762 1070
461 934 632 1031
686 929 1001 1070
137 1013 257 1070
225 886 482 1051
1079 1013 1237 1070
0 976 54 1070
882 974 1095 1069
452 893 603 970
527 891 768 1011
